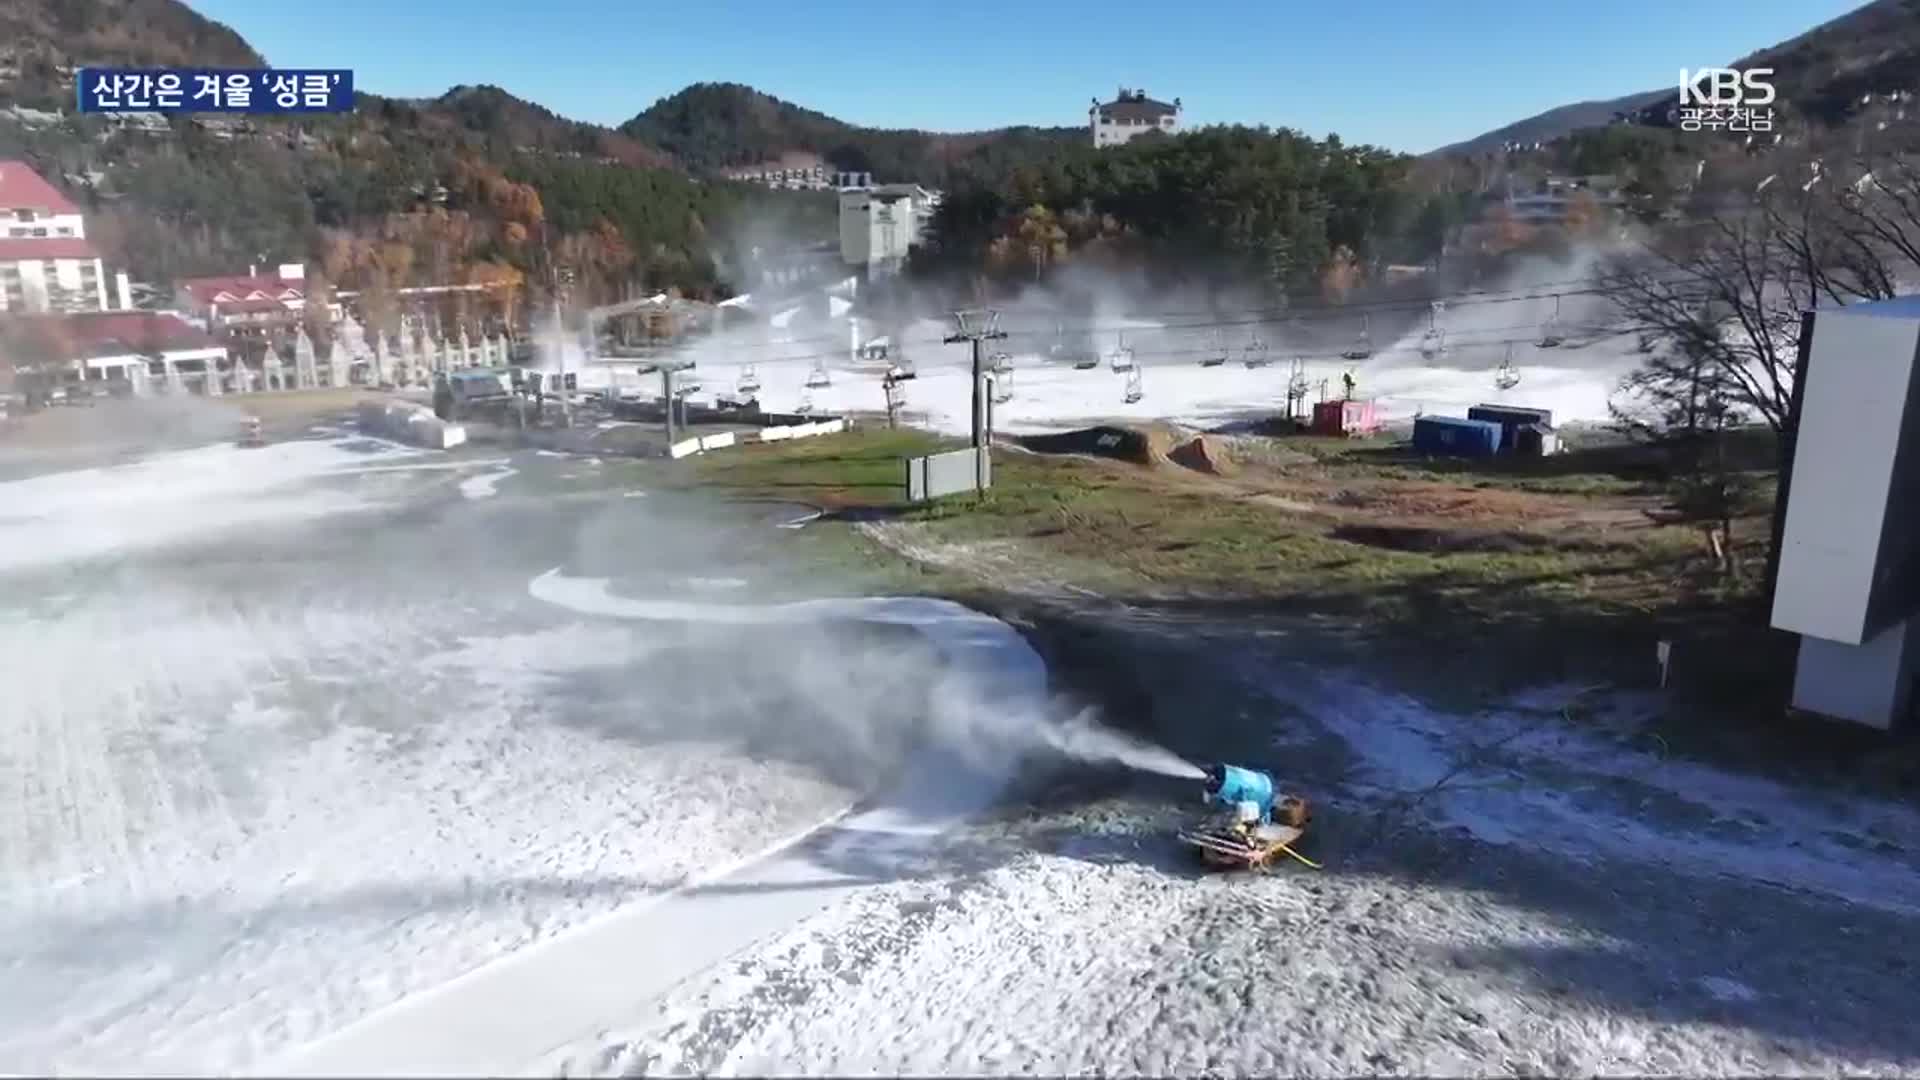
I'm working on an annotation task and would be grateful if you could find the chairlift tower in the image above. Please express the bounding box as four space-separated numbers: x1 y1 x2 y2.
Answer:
1286 356 1309 422
945 307 1009 494
883 368 909 429
634 357 698 443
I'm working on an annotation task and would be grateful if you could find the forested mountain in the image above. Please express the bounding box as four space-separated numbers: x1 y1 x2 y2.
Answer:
0 2 1082 317
919 127 1463 299
0 0 850 313
1438 0 1920 158
428 85 674 170
621 82 1084 187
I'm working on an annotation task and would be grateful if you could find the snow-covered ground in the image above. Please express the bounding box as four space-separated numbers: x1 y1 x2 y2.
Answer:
568 660 1920 1078
557 301 1637 438
0 428 1002 1074
268 570 1050 1075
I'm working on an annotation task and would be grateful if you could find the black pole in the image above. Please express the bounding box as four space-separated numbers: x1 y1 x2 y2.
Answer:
971 337 985 492
663 368 675 445
1763 309 1816 616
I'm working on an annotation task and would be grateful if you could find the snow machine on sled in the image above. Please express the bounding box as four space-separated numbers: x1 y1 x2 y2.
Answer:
1177 763 1317 871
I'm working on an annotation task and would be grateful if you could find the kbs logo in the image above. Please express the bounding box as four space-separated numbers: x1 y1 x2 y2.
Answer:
1676 68 1776 133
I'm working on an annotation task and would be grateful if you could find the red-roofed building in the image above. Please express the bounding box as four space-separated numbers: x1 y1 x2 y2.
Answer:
0 311 229 397
0 160 110 314
175 263 323 331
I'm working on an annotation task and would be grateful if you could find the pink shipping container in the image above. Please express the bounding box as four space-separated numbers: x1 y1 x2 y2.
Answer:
1312 398 1380 437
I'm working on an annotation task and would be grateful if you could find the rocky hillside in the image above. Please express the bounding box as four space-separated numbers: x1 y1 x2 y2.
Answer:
0 0 262 106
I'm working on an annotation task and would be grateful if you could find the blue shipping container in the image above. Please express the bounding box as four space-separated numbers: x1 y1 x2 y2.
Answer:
1412 416 1503 457
1468 404 1555 452
1468 404 1554 428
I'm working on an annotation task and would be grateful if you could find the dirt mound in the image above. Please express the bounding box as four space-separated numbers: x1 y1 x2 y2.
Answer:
1168 434 1236 476
1015 425 1239 479
1139 425 1182 467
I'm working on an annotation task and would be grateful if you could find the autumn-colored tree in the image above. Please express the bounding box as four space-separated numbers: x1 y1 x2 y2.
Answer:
303 271 336 348
1321 244 1362 302
1493 203 1536 253
359 268 401 342
375 241 414 286
1014 204 1068 282
1563 190 1604 236
466 260 524 331
318 228 358 284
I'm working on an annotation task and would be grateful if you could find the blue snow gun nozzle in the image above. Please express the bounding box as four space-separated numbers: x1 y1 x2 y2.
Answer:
1203 762 1277 822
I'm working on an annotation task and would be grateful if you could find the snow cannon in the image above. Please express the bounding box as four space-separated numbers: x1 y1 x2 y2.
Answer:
1203 763 1276 823
1183 764 1317 872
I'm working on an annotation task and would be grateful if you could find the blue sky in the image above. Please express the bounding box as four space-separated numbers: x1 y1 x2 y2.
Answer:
187 0 1863 153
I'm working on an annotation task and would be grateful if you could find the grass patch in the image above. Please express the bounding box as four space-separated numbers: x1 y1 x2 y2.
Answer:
686 427 954 509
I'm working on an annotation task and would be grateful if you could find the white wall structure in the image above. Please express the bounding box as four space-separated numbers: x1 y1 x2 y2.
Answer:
356 400 468 450
1771 297 1920 729
1090 88 1182 148
839 184 934 273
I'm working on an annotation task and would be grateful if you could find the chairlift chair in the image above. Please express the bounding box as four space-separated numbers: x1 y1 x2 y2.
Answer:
796 388 815 415
991 350 1014 376
1341 314 1373 362
805 360 831 388
1494 344 1521 391
1201 330 1228 367
1419 302 1448 360
1109 335 1136 373
992 369 1014 404
1123 365 1144 404
1535 296 1565 348
1243 332 1271 369
737 364 761 397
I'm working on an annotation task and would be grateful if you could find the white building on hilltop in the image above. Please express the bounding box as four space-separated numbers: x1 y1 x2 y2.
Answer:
1091 88 1182 148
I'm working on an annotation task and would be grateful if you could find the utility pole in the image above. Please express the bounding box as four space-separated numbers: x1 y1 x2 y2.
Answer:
944 308 1006 495
662 367 676 445
554 264 576 428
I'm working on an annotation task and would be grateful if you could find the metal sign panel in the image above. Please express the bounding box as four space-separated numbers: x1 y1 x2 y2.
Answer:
1771 302 1920 644
907 446 989 502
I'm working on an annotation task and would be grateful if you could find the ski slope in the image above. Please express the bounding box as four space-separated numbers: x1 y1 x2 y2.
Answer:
265 569 1045 1075
555 312 1637 438
0 426 1052 1075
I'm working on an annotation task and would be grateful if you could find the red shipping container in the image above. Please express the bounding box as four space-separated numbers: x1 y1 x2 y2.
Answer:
1312 398 1379 437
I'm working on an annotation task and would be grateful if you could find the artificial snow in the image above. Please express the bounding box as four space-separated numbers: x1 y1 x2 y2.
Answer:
264 570 1048 1074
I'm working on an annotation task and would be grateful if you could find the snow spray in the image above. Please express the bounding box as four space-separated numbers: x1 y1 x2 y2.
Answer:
1037 709 1207 780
